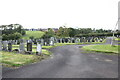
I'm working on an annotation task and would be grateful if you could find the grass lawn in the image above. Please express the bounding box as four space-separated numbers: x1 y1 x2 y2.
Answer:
1 51 40 67
115 38 120 41
22 31 45 39
0 49 51 67
82 45 119 54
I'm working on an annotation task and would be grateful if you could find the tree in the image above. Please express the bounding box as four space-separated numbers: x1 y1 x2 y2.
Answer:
68 28 76 37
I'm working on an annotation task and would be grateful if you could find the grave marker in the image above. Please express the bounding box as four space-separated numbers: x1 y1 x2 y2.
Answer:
36 44 42 55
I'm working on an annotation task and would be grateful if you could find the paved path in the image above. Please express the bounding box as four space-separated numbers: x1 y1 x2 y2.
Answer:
2 38 118 78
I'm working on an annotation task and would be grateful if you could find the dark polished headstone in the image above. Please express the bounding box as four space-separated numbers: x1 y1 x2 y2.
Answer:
65 38 68 43
8 42 12 52
27 42 32 52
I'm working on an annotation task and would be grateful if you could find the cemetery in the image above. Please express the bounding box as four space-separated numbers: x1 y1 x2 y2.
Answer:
0 0 120 78
0 35 109 67
0 24 119 68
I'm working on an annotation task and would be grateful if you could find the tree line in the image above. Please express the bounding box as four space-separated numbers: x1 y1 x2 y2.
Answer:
1 24 119 40
42 26 119 38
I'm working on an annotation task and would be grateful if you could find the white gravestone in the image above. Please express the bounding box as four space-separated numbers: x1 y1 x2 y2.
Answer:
36 44 42 55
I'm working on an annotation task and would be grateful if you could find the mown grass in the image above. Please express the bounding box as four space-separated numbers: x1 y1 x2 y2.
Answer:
0 51 40 67
0 49 51 67
22 31 45 39
82 44 119 54
115 38 120 41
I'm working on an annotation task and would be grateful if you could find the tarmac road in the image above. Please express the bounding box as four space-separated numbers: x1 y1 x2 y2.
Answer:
2 37 118 78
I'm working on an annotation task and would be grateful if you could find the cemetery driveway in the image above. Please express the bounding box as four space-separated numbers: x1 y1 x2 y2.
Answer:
3 37 118 78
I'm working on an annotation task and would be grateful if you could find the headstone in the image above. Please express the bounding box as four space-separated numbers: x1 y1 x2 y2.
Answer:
60 39 62 43
19 43 25 53
75 38 80 43
2 41 8 51
50 40 54 46
36 44 42 55
92 38 95 42
8 42 12 52
65 38 68 43
71 38 75 43
88 37 91 42
58 39 60 43
15 40 18 45
80 38 83 43
27 42 32 52
41 39 44 46
62 38 65 43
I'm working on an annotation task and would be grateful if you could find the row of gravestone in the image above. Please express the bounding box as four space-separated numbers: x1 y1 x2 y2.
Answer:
56 37 105 43
0 40 42 55
0 36 106 47
0 36 106 56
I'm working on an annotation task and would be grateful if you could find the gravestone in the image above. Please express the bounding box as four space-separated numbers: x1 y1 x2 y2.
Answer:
8 42 12 52
49 40 53 46
62 38 65 43
75 38 80 43
80 37 84 43
99 38 103 42
88 37 91 42
27 40 32 52
41 39 44 46
60 39 62 43
13 40 16 45
33 39 37 45
2 41 8 51
19 42 25 53
36 44 42 55
71 38 75 43
65 38 68 43
92 37 95 42
58 39 60 43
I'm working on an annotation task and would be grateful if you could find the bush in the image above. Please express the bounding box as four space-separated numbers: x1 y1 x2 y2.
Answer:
2 32 22 40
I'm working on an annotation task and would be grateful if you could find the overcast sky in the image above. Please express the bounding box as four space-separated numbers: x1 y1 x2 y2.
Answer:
0 0 119 30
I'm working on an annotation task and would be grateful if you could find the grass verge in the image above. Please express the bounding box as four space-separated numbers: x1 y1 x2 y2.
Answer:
115 38 120 41
82 44 119 54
